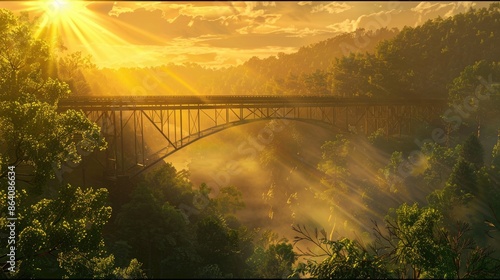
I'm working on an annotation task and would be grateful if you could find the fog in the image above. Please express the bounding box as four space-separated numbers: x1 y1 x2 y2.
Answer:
166 119 397 242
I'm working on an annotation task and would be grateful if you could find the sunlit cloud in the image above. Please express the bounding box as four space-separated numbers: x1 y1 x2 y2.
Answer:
108 5 134 17
356 9 406 30
311 2 351 14
277 26 330 38
411 1 477 25
327 19 358 33
177 4 240 20
108 1 164 17
297 1 312 6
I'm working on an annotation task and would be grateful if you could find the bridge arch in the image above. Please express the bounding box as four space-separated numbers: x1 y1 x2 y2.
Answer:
58 95 447 179
138 117 350 177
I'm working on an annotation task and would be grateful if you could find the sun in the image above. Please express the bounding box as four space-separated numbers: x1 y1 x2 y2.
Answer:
50 0 71 14
19 0 169 71
39 0 79 22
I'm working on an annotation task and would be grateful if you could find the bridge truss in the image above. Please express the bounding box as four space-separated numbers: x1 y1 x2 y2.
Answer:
58 95 447 178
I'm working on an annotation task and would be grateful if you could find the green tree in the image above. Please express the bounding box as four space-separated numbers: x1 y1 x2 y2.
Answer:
140 163 193 207
195 215 243 278
57 51 96 96
462 133 484 169
329 4 500 99
113 258 148 279
447 158 477 198
114 184 191 278
447 60 500 137
305 69 330 95
317 135 351 195
439 222 500 279
0 9 106 189
245 242 295 278
245 230 296 279
0 10 56 102
211 184 245 215
428 158 476 217
420 142 461 188
293 224 389 279
378 151 405 192
0 184 146 278
375 203 450 278
490 137 500 200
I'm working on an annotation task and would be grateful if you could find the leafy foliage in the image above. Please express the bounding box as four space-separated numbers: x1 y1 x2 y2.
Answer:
112 164 272 279
317 134 351 195
113 183 191 278
375 203 448 278
57 51 96 96
462 134 484 169
0 184 147 278
427 135 485 216
0 9 106 189
293 224 389 279
245 242 295 278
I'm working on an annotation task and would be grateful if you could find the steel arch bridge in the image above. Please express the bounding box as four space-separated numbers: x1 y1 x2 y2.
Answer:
58 95 447 179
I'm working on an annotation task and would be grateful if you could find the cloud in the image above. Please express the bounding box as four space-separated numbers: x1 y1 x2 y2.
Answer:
85 2 114 14
411 2 477 25
172 4 237 20
356 9 405 30
108 2 164 17
326 9 410 33
109 5 135 17
104 7 240 44
183 52 218 63
444 2 476 17
106 1 290 41
311 2 351 14
326 19 357 33
297 1 312 6
277 26 330 38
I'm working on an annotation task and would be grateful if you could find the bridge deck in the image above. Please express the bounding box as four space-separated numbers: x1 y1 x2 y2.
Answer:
59 95 447 111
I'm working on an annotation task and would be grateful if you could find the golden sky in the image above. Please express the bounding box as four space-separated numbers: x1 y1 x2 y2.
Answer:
0 1 493 68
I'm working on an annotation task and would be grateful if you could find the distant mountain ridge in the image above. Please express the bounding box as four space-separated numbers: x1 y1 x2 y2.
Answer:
240 28 400 78
82 4 500 98
83 28 399 96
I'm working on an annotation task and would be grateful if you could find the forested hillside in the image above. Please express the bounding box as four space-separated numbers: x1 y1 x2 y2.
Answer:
331 3 500 98
80 28 399 96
